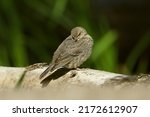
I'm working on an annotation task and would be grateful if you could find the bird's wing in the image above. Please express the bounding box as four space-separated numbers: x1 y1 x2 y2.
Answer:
50 37 82 70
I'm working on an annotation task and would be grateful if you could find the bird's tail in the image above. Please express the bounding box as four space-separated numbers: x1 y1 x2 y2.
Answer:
39 64 53 79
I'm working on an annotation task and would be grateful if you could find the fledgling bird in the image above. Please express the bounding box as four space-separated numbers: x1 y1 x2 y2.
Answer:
39 26 93 79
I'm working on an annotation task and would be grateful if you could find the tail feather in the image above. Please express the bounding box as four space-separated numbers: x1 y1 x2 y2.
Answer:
39 64 53 79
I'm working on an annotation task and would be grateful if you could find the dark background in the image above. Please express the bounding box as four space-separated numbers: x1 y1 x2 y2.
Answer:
0 0 150 74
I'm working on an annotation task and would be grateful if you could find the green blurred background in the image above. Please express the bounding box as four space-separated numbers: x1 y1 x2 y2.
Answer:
0 0 150 74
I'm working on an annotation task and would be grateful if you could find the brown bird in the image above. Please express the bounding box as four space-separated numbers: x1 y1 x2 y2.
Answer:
39 26 93 79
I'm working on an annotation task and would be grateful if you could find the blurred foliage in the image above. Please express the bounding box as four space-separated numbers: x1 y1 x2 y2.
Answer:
126 31 150 73
0 0 150 74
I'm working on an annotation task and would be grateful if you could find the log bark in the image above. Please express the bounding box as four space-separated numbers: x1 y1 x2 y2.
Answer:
1 66 150 99
0 66 127 89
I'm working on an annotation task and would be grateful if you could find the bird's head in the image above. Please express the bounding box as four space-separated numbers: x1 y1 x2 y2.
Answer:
71 27 87 41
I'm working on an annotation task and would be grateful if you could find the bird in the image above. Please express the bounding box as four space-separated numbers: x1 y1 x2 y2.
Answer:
39 26 93 79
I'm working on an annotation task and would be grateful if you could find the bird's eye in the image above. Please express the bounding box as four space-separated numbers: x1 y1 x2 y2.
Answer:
77 32 81 36
72 36 75 39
